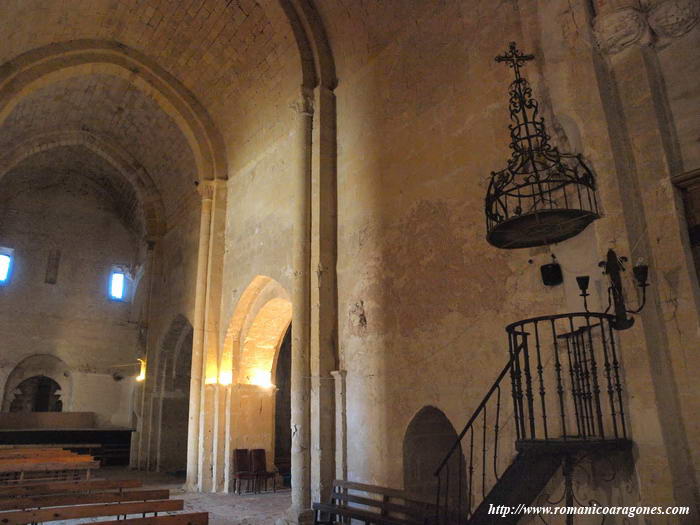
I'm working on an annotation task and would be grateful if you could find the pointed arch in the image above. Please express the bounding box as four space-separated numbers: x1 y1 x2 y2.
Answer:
0 40 227 182
403 406 464 504
223 275 292 386
2 355 73 413
0 129 166 237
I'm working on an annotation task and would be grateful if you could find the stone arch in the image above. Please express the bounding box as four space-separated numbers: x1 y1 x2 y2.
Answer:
9 376 62 413
223 276 292 488
0 40 227 183
148 314 194 473
222 275 292 385
2 355 73 413
239 297 293 387
278 0 337 90
0 129 166 237
403 406 464 504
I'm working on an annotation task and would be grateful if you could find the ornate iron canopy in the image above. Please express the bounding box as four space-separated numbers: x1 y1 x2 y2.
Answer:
485 43 600 249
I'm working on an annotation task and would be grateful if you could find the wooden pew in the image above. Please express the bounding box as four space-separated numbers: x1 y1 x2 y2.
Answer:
313 480 435 525
0 453 99 484
0 477 208 525
99 513 209 525
0 489 170 510
0 444 102 456
0 498 184 524
0 450 78 459
0 479 142 497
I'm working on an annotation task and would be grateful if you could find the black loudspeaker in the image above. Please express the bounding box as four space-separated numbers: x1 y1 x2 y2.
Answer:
540 263 563 286
689 224 700 247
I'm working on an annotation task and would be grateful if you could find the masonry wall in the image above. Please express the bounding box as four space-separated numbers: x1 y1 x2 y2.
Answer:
218 16 302 333
315 0 700 516
0 172 141 427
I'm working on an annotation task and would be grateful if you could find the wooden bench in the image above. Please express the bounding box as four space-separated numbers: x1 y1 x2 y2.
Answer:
0 453 100 484
0 444 102 456
94 442 130 466
0 478 208 525
313 480 434 525
0 488 171 510
98 513 209 525
0 478 142 497
0 498 184 523
0 448 78 459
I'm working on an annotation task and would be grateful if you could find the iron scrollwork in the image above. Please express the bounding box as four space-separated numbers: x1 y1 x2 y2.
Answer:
486 43 600 249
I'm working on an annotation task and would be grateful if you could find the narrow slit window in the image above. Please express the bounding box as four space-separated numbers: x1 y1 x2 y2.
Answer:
0 251 13 285
110 271 126 300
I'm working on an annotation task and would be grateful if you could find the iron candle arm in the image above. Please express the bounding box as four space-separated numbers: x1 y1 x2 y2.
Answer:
626 264 649 314
626 284 647 314
604 285 613 315
576 275 591 313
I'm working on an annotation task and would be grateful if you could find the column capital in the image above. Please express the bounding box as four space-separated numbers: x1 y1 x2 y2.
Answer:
593 7 650 54
648 0 699 39
593 1 699 54
196 179 226 201
291 88 314 116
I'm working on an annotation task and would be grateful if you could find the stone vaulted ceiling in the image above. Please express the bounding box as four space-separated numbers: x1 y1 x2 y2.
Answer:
0 73 196 221
0 0 303 235
1 145 144 235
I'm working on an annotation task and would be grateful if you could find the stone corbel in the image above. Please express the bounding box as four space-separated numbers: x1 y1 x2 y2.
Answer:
290 88 314 117
593 0 699 54
649 0 700 43
196 180 215 201
593 7 652 54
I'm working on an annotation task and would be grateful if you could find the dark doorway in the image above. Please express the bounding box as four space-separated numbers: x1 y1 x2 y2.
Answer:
10 376 62 412
403 406 464 504
274 328 292 487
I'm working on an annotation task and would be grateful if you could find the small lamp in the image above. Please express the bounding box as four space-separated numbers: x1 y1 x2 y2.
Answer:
136 359 146 382
576 276 590 312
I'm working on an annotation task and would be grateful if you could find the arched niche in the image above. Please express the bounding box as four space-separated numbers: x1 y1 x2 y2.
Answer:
224 276 292 485
403 406 465 504
223 275 292 385
9 376 62 413
145 314 193 474
2 355 73 413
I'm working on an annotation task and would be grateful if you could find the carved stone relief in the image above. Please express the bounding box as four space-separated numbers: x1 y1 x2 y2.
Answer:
593 0 699 53
649 0 700 38
594 8 650 54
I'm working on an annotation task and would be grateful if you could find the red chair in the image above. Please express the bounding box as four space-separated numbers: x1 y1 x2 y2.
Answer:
250 448 276 493
232 448 256 494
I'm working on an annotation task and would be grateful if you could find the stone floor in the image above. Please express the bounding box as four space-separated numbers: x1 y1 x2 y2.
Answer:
57 466 292 524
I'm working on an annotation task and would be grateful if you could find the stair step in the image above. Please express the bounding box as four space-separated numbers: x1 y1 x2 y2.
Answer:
467 439 632 525
468 451 562 525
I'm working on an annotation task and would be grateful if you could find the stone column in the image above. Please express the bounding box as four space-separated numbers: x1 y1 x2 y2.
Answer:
198 380 215 491
130 237 157 470
310 85 338 504
212 382 228 491
587 3 700 518
199 179 227 492
290 89 313 520
186 182 214 490
330 370 347 481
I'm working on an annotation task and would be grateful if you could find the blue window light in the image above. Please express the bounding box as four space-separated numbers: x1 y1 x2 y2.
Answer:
110 271 126 300
0 253 12 284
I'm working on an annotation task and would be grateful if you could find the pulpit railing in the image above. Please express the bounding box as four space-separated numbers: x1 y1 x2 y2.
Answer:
434 312 627 524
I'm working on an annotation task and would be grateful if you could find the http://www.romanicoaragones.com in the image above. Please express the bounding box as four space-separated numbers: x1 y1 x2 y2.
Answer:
488 503 690 519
